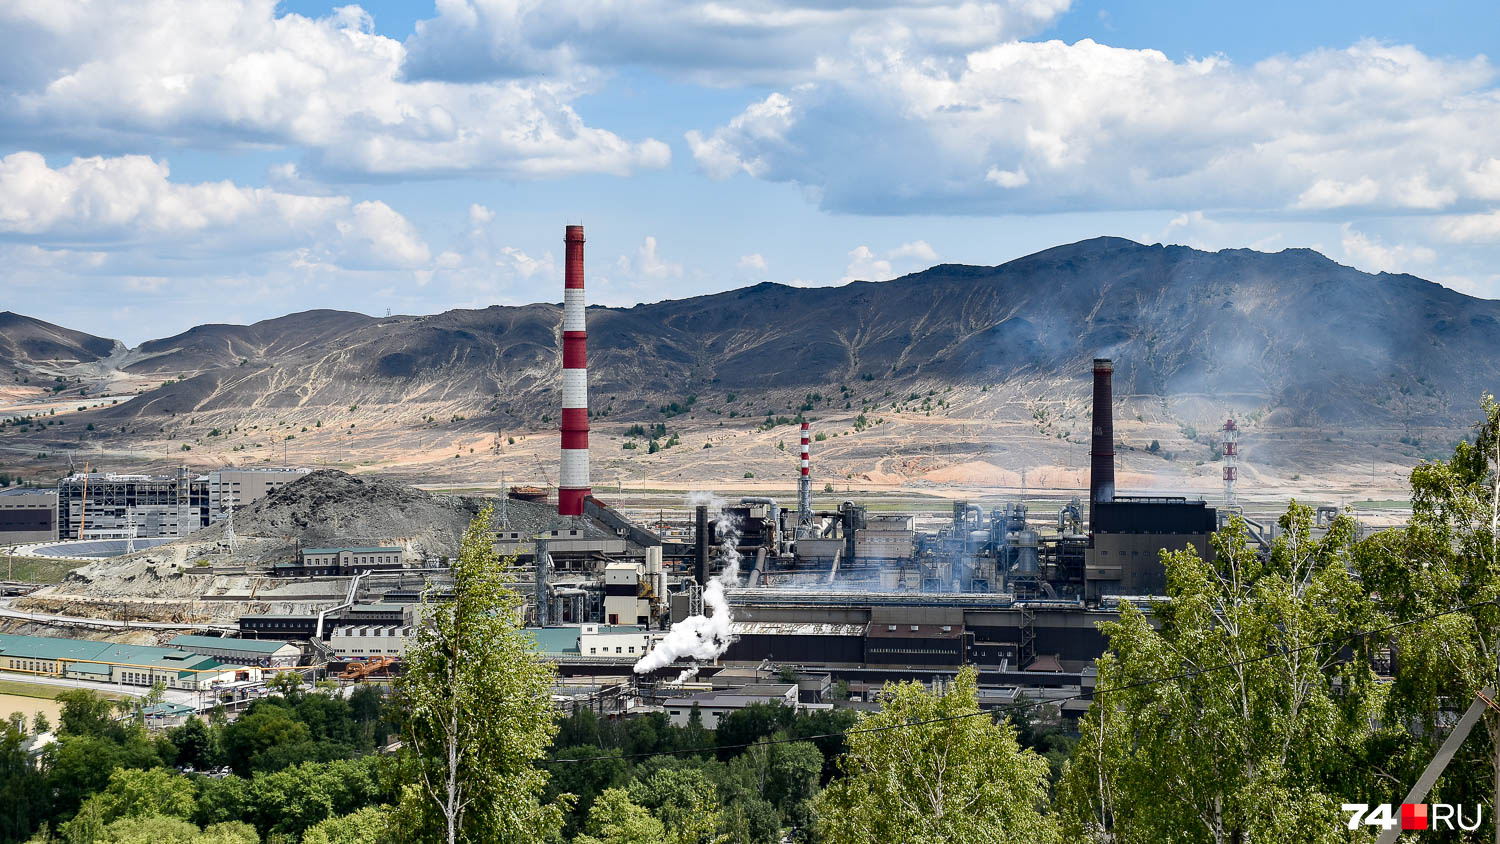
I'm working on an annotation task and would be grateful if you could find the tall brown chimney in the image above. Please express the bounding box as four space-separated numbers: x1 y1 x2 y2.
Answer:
1089 358 1115 531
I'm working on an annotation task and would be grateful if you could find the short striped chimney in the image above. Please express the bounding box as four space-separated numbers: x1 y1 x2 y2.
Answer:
796 421 812 537
559 225 590 516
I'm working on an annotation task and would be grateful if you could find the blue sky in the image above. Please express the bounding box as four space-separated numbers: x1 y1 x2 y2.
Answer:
1 0 1497 344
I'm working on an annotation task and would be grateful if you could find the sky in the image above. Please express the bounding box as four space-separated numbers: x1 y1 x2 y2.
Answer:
1 0 1497 345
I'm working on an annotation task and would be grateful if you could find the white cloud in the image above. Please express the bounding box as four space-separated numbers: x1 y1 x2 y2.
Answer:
631 236 683 280
1436 211 1500 244
738 253 767 271
840 240 941 283
985 166 1030 188
689 39 1500 216
842 245 893 283
1340 224 1436 274
0 0 668 178
889 240 938 262
335 201 432 270
404 0 1071 86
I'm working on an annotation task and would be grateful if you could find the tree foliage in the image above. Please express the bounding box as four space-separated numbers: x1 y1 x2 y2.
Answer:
814 666 1058 843
396 503 566 843
1060 506 1382 843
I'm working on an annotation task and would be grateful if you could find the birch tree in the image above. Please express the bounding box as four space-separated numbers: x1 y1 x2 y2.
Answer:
813 666 1058 844
1059 505 1384 843
1355 395 1500 827
396 504 566 843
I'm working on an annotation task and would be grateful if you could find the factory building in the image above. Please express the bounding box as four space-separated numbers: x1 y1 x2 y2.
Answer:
603 562 651 626
0 488 58 543
272 546 404 578
58 469 208 540
0 632 255 689
579 623 661 658
207 468 309 520
330 623 413 660
57 466 306 540
167 634 301 668
664 683 799 728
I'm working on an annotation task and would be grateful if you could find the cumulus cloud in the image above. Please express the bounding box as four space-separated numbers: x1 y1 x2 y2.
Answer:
841 240 939 283
617 236 683 280
0 0 668 178
689 39 1500 216
1436 211 1500 244
737 253 767 271
1340 224 1436 274
404 0 1072 86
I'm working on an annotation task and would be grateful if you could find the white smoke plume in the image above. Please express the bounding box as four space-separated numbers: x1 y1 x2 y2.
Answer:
634 492 742 676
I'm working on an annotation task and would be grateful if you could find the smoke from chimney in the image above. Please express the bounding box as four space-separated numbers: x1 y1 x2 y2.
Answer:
559 225 590 516
1089 358 1115 529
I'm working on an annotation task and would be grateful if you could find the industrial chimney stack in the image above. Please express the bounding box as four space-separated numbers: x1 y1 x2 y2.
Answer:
796 421 812 538
1089 358 1115 532
558 225 590 516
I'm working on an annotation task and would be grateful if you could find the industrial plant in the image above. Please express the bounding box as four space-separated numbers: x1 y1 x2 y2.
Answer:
0 224 1273 721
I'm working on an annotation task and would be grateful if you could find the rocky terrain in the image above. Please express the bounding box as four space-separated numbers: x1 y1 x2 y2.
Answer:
1 238 1495 499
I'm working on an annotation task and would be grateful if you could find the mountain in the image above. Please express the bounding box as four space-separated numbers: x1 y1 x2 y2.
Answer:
48 236 1491 429
3 237 1497 493
0 311 122 377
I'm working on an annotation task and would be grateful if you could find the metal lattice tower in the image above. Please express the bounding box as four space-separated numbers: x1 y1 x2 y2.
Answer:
796 422 813 538
1222 418 1238 508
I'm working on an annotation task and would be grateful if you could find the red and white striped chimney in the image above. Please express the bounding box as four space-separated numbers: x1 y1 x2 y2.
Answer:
559 225 590 516
800 422 810 478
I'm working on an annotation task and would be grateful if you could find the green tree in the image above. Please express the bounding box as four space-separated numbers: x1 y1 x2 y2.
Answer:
1355 394 1500 822
396 504 566 843
575 788 666 844
86 767 197 822
301 806 393 844
1059 507 1379 843
814 666 1058 844
630 767 726 844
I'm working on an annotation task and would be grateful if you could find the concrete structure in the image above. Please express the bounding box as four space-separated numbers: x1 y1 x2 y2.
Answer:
208 468 309 520
58 470 208 540
603 562 650 626
665 683 799 728
273 546 403 577
1089 358 1115 529
0 632 255 690
559 223 590 516
167 634 301 668
0 488 58 543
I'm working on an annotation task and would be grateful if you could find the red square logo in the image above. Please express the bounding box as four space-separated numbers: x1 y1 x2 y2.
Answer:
1402 803 1429 830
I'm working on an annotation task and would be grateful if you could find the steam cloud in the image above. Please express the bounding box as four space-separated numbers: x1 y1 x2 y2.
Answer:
634 492 742 680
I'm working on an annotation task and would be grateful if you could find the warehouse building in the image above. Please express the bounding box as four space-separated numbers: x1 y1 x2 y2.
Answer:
167 634 301 668
330 624 413 660
0 488 58 544
207 468 309 520
272 546 404 577
0 633 255 689
664 683 799 728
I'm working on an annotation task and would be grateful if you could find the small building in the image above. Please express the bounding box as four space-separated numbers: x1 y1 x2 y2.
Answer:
579 624 660 659
167 634 301 668
239 614 320 639
664 683 799 728
0 632 256 690
0 488 59 544
330 624 413 660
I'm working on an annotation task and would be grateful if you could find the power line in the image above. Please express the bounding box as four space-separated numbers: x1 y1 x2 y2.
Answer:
542 597 1499 766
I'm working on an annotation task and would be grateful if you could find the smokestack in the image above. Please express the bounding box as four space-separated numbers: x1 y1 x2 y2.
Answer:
695 504 710 586
559 225 590 516
1089 358 1115 531
796 421 812 539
